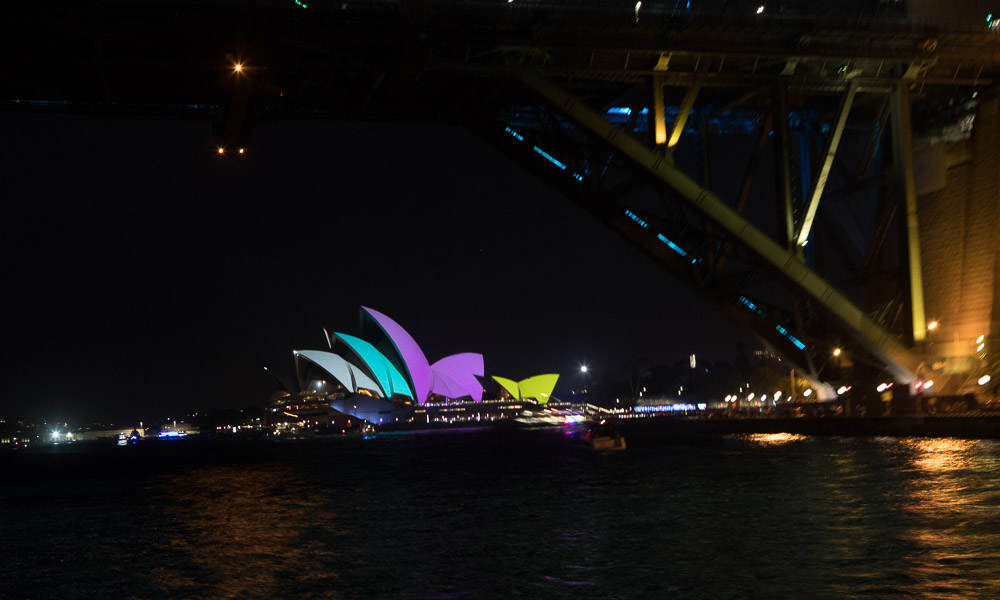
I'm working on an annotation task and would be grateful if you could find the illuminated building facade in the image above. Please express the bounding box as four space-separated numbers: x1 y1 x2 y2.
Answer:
289 307 486 424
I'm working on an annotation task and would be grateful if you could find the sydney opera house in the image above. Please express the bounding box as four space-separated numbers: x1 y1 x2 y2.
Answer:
290 306 487 424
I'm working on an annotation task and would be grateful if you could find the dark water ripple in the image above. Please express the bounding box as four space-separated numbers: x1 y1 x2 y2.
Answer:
3 429 1000 599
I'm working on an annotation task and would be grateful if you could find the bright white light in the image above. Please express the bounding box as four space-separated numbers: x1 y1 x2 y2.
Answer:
580 365 588 373
747 393 755 401
977 334 985 344
774 391 782 401
238 147 246 155
833 347 842 357
756 4 765 15
837 386 849 395
877 383 888 392
217 147 225 155
233 62 244 73
927 320 939 331
979 375 992 386
924 380 934 390
803 389 813 397
977 343 986 352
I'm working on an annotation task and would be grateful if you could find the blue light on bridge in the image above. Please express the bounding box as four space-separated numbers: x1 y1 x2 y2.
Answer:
505 126 524 141
607 107 632 115
624 209 648 229
775 324 807 350
532 146 567 170
572 172 584 182
656 233 687 257
738 295 758 311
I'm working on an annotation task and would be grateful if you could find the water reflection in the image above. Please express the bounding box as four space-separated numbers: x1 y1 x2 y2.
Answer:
898 438 1000 599
146 464 341 599
740 432 808 446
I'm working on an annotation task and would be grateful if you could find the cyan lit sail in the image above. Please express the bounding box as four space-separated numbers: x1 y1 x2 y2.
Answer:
334 332 414 400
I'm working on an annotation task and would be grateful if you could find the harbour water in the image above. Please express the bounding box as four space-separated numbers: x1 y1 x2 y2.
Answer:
3 428 1000 599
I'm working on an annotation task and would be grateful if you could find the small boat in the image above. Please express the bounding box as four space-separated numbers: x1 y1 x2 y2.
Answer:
586 420 626 451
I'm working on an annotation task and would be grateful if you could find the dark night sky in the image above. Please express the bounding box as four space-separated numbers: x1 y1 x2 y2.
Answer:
2 112 746 423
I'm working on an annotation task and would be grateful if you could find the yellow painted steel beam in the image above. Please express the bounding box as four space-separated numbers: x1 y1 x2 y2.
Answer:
668 82 702 149
653 75 667 145
773 81 795 247
890 82 927 343
795 78 859 248
518 69 922 382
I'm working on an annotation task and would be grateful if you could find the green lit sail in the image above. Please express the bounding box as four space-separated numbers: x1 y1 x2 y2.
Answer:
491 374 559 404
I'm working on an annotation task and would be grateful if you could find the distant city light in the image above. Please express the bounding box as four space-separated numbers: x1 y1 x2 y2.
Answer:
927 320 939 331
689 354 697 368
233 62 244 74
217 146 225 155
979 375 992 386
580 365 588 373
876 382 892 392
774 391 782 401
756 4 765 15
833 347 842 357
976 334 985 344
803 389 813 397
837 386 849 395
238 147 246 155
977 343 986 352
747 393 755 401
924 380 934 390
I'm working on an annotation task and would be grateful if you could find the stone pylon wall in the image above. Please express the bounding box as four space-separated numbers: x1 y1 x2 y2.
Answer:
917 98 1000 377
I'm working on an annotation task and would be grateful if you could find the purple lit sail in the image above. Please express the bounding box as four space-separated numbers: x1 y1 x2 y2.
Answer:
430 353 485 402
361 306 432 404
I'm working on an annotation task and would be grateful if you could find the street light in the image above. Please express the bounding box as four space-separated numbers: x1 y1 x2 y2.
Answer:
233 62 244 74
927 320 939 331
580 365 588 373
833 347 842 357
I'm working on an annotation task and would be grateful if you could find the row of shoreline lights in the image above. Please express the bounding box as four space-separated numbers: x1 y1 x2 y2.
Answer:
618 2 767 20
624 0 764 21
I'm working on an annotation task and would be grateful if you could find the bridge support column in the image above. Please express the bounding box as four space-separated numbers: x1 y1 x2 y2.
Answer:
652 75 667 146
773 81 795 248
890 82 927 344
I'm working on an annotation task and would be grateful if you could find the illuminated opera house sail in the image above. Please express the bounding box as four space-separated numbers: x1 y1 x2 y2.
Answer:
292 307 485 423
491 374 560 405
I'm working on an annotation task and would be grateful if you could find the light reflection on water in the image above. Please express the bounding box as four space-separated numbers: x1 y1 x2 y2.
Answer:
897 439 1000 599
5 433 1000 599
740 432 809 446
147 464 343 599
